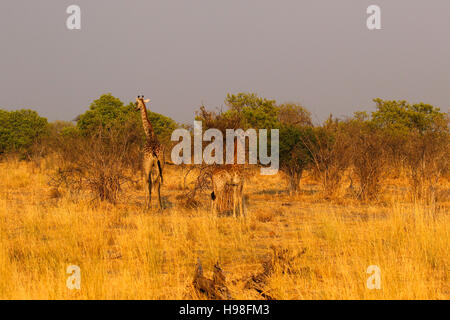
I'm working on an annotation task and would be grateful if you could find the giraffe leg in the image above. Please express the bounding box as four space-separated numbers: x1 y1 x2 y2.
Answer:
239 184 245 217
142 174 148 209
233 185 237 218
211 190 216 215
147 170 152 210
143 158 152 210
157 178 163 211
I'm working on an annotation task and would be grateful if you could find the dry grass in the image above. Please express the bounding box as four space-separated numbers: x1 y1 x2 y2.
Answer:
0 158 449 300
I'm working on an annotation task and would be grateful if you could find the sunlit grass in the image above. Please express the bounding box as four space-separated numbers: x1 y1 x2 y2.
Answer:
0 159 448 299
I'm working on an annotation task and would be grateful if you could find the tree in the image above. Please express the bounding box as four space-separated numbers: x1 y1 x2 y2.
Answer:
370 99 449 201
76 94 128 133
276 103 314 193
0 109 49 156
371 98 444 134
279 125 315 193
277 103 312 127
223 93 279 130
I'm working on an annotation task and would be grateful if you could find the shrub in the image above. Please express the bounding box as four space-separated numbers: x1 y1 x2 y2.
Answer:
0 109 49 157
304 116 351 197
52 120 141 203
403 125 450 202
346 120 388 201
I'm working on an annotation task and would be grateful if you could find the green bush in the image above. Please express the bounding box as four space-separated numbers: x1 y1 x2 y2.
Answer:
223 92 279 130
279 124 315 193
0 109 49 156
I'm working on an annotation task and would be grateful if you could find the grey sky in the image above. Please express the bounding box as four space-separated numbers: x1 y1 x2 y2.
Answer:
0 0 449 124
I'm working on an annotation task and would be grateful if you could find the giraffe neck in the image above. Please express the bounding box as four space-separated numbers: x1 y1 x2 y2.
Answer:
139 107 157 142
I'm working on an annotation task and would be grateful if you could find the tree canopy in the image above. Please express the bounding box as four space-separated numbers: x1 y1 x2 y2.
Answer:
222 93 280 130
370 98 446 134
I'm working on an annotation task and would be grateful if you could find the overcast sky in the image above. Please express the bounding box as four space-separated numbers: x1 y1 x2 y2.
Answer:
0 0 449 124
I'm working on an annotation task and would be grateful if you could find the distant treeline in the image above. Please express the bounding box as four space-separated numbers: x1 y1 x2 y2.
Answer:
1 93 449 203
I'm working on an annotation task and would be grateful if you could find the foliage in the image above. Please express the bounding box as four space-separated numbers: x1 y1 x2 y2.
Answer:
76 94 128 133
277 103 312 127
278 124 314 193
223 93 280 130
371 98 444 134
49 121 76 135
0 109 49 156
369 99 449 201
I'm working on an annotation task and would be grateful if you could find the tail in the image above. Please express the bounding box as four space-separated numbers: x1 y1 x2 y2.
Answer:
157 160 163 184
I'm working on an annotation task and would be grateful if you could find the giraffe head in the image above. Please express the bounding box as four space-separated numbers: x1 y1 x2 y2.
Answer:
135 95 150 111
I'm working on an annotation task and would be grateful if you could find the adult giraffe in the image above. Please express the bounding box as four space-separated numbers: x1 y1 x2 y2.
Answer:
135 95 164 210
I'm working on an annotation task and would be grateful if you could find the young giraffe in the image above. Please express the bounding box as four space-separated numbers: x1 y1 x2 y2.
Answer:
210 138 245 218
210 165 245 218
135 95 164 210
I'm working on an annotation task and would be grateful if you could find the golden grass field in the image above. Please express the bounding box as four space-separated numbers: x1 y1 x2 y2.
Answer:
0 158 449 300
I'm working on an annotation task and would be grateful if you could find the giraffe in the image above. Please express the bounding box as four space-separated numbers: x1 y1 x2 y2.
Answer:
210 165 245 218
210 138 246 218
210 137 247 218
135 95 164 210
